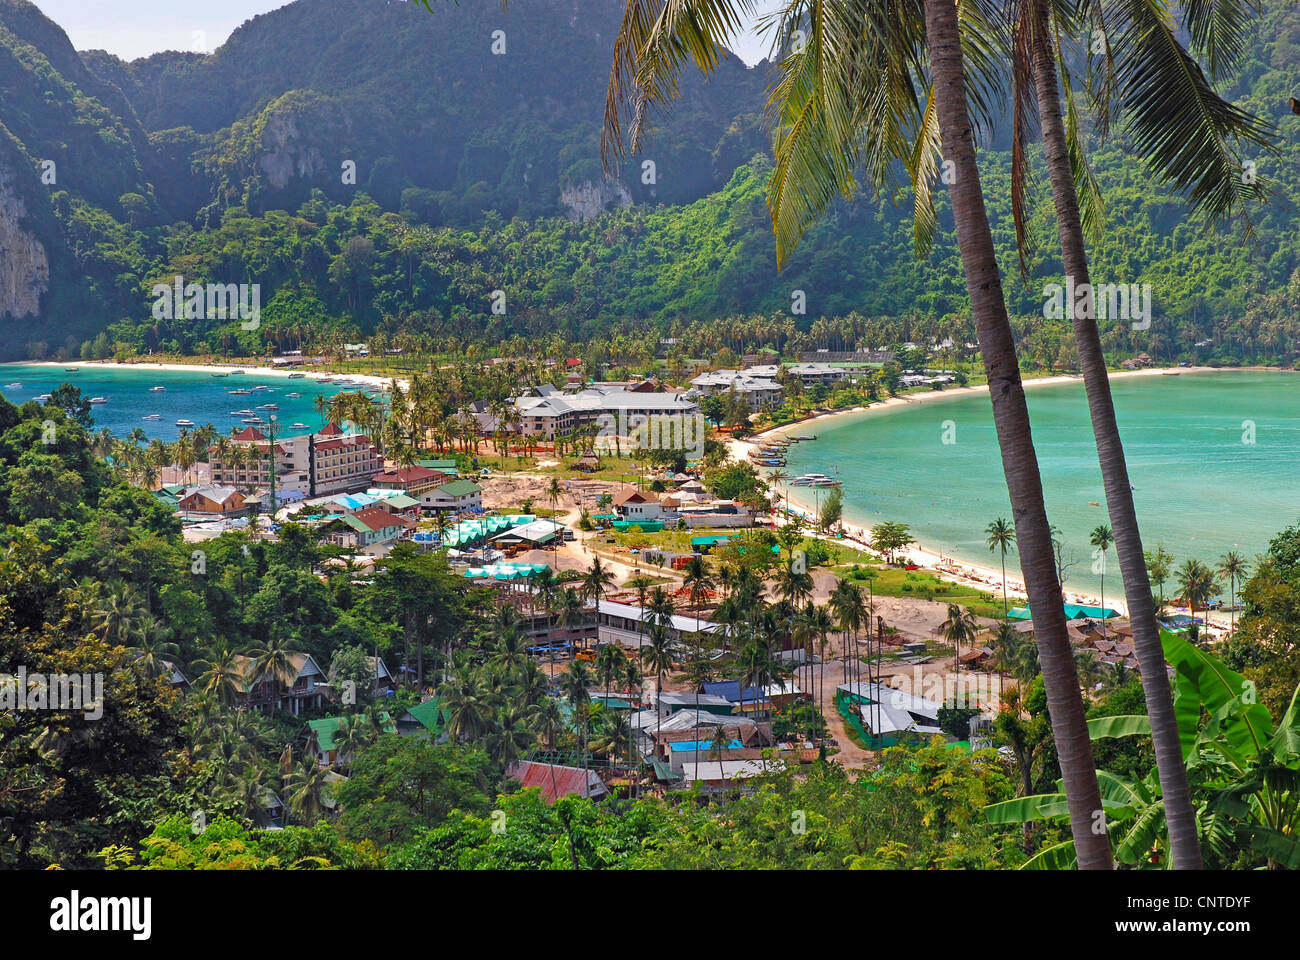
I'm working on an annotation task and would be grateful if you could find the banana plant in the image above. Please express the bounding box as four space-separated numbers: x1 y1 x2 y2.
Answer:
986 632 1300 869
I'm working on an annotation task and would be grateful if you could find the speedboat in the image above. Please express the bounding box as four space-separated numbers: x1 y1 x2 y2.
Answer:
290 422 309 430
229 370 246 375
64 367 78 372
285 392 301 398
149 386 166 392
792 473 840 487
242 417 263 424
35 393 52 402
256 403 278 410
142 414 162 421
89 396 109 404
176 419 196 427
231 408 255 416
287 372 305 379
212 373 228 378
229 388 251 395
3 382 21 389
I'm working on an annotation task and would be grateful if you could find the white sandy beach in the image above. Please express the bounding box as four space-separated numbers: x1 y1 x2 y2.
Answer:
728 366 1230 615
22 359 405 392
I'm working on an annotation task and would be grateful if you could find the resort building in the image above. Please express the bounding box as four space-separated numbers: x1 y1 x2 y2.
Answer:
424 478 483 514
512 384 698 439
687 369 784 412
209 423 382 498
611 488 669 523
372 465 448 500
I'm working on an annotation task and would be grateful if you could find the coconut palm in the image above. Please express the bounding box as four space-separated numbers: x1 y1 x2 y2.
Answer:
985 517 1016 620
941 603 979 671
283 755 331 825
581 0 1111 869
245 632 301 711
91 581 145 646
1218 551 1249 633
1146 544 1174 615
1177 559 1219 645
1090 524 1115 624
642 623 676 751
560 660 593 772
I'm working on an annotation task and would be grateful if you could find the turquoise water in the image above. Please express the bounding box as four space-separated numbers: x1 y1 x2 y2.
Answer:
0 363 385 442
781 372 1300 598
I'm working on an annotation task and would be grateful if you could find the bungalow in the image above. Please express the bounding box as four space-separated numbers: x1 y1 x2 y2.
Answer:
612 488 668 522
326 656 395 699
425 479 483 514
232 652 330 715
324 507 415 549
396 698 449 741
596 599 723 651
176 485 248 518
308 712 396 766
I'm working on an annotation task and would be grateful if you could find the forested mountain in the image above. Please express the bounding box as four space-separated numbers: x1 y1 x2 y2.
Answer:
3 0 1300 362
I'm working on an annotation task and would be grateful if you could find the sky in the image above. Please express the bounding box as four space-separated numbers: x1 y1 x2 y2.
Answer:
32 0 784 63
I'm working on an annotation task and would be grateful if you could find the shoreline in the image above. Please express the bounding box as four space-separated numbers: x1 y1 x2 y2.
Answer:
729 366 1252 615
13 359 404 392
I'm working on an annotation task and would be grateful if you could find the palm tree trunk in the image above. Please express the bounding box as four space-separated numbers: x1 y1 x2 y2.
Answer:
924 0 1110 869
1028 0 1201 869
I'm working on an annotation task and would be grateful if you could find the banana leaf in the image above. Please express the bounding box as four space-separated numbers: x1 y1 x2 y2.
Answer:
1087 714 1151 739
1162 630 1273 759
1020 839 1079 870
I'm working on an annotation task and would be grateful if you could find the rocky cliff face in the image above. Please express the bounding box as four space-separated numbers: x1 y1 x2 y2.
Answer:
0 163 50 320
560 178 631 221
256 105 333 191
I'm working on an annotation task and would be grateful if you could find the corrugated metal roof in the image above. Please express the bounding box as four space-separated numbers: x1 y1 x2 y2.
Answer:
506 761 606 804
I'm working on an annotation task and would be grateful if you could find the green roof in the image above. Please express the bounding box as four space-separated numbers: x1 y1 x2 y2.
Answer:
308 712 395 753
383 494 420 509
401 698 448 734
417 459 459 474
435 479 482 496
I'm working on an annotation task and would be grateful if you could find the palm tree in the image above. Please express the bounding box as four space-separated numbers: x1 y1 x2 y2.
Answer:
245 632 300 710
91 582 144 645
642 623 676 753
531 696 566 801
560 661 593 773
1177 559 1219 645
985 517 1016 620
590 0 1110 869
487 704 535 771
1218 551 1249 634
707 721 731 786
829 580 868 698
1090 525 1115 626
283 756 331 825
129 618 180 679
192 644 244 708
1015 0 1269 869
941 603 979 672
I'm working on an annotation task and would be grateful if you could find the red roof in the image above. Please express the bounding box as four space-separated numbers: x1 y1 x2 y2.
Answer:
374 466 443 485
314 436 374 451
349 507 413 532
505 761 606 804
565 357 582 367
232 426 267 441
318 422 344 436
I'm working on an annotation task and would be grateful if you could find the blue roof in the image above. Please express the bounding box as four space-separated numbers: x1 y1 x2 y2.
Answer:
1008 603 1122 621
702 681 764 703
669 738 742 752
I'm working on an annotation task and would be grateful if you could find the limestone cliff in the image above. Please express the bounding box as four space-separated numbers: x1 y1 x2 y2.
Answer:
560 178 631 222
0 163 50 320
